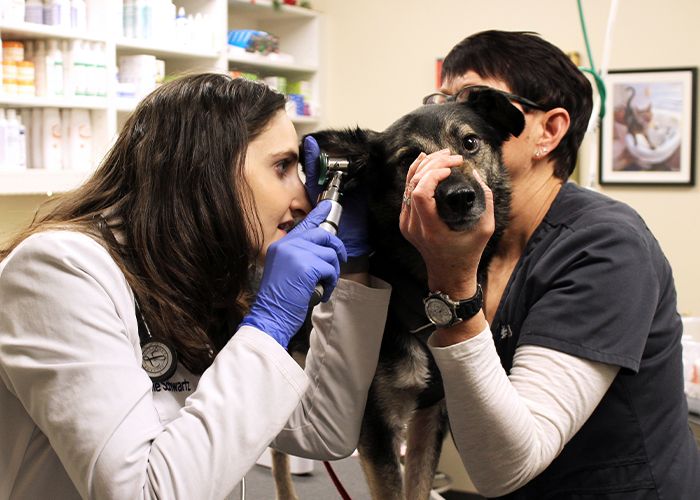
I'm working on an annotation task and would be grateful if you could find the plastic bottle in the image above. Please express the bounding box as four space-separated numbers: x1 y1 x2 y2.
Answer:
42 107 62 170
17 113 26 170
5 109 21 171
31 107 43 168
60 108 70 169
94 42 106 97
61 39 74 98
165 0 176 44
138 0 151 40
20 108 32 168
84 41 95 96
175 6 187 47
69 108 91 171
25 0 43 23
123 0 137 38
45 39 63 97
70 0 86 30
72 39 86 96
0 109 8 171
32 39 47 97
42 0 54 25
57 0 70 27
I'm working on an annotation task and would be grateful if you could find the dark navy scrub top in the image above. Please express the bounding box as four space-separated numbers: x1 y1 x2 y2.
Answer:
490 182 700 499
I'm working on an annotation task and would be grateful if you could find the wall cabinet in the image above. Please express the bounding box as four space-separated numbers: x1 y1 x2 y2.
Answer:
0 0 323 195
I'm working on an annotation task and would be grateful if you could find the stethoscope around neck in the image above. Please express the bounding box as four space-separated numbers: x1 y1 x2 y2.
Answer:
95 214 178 383
135 298 178 383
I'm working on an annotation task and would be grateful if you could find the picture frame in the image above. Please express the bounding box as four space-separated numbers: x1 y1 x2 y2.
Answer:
599 67 697 186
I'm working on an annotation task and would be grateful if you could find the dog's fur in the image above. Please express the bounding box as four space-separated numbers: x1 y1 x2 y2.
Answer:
275 89 525 500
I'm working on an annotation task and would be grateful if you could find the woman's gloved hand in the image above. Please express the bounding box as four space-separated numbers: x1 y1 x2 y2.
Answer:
304 136 372 258
239 201 347 348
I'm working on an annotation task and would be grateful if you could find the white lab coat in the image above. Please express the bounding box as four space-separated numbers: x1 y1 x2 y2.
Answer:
0 230 390 500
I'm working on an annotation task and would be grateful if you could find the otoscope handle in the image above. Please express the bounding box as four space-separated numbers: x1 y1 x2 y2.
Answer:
309 198 343 307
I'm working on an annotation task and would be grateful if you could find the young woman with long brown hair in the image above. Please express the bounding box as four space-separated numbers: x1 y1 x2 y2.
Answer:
0 73 390 499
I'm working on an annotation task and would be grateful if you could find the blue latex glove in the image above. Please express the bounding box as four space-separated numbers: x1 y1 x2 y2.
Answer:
304 136 372 257
239 201 347 348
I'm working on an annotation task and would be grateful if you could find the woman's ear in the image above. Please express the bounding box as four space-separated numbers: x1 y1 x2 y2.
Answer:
537 107 570 156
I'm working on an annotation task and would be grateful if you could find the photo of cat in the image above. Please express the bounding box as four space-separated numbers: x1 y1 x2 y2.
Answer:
600 68 696 186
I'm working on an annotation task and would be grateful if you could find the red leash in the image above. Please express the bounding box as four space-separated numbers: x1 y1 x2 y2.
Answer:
323 461 353 500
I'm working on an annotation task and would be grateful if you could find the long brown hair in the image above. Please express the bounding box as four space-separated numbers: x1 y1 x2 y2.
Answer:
0 73 287 374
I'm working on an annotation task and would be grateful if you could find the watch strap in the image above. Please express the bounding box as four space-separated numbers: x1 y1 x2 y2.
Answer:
454 283 483 321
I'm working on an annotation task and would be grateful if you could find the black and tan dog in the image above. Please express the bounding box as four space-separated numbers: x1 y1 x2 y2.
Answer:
275 88 525 500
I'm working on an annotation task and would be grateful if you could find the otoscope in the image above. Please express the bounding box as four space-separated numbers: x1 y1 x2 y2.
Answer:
308 152 350 307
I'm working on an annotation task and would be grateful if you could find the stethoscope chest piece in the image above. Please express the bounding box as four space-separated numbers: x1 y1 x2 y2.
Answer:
135 298 178 383
141 339 178 383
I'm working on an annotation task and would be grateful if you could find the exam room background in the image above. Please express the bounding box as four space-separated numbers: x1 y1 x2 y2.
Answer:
1 0 700 317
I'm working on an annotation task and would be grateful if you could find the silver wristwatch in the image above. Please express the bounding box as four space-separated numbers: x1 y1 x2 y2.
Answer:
424 284 483 328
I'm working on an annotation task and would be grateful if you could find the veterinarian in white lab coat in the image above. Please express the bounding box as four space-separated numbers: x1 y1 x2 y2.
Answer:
402 31 700 499
0 73 390 500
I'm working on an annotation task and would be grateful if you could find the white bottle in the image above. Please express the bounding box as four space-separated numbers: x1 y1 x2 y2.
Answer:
25 0 43 23
8 0 24 22
20 108 31 168
69 108 91 171
17 113 26 170
61 39 74 98
72 39 86 96
175 6 187 47
84 41 95 96
0 109 8 171
46 39 64 97
57 0 70 28
32 39 47 98
123 0 137 38
60 108 71 169
138 0 151 40
5 109 21 171
192 12 203 48
31 107 43 168
43 0 54 24
42 107 62 170
70 0 86 30
94 42 106 97
165 0 176 44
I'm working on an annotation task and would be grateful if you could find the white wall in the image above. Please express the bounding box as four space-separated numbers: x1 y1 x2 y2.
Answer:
313 0 700 317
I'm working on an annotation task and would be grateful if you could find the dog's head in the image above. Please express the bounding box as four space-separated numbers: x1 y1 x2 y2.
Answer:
301 88 525 278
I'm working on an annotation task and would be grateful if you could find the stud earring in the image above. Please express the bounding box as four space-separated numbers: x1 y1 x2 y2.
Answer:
542 146 548 153
535 150 541 157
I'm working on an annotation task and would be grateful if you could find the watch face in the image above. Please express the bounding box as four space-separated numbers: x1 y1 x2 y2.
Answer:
425 298 454 327
141 341 176 382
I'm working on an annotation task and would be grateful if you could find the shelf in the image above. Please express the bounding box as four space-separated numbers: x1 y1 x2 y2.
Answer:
1 0 323 196
0 170 91 195
227 49 317 73
229 0 317 20
0 95 109 109
0 21 106 42
116 38 221 60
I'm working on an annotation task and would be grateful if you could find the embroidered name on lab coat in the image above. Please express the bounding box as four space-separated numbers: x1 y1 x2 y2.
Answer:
153 379 192 392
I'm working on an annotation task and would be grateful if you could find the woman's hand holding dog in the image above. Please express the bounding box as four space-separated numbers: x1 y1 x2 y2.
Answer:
400 150 492 343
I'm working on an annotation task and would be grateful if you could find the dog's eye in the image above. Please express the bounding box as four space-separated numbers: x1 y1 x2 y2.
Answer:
462 135 480 154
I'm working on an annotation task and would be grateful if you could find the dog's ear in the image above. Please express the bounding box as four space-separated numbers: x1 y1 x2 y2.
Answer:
299 128 382 185
464 89 526 141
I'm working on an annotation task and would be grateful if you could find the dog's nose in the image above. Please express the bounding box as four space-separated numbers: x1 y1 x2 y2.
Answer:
444 186 476 214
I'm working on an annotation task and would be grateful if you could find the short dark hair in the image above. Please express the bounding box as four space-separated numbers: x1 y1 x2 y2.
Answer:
1 73 287 374
441 30 593 179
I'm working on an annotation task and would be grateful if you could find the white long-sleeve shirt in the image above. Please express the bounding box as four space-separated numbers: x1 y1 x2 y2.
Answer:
0 230 391 500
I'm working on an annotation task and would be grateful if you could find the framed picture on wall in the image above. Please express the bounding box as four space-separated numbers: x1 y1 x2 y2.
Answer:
599 67 697 186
